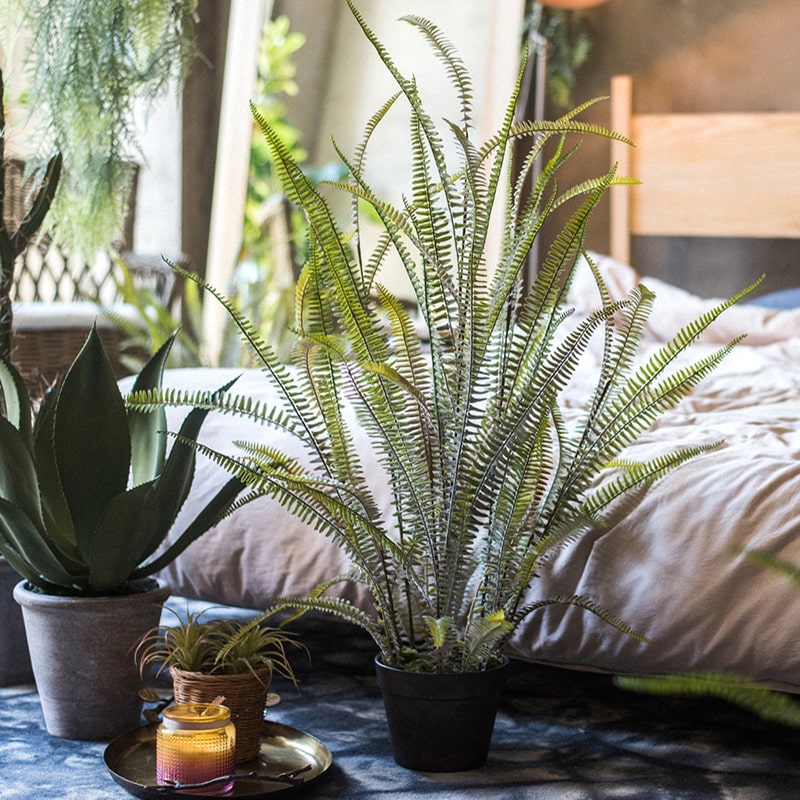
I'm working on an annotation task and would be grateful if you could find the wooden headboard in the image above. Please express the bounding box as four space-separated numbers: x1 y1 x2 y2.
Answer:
609 74 800 266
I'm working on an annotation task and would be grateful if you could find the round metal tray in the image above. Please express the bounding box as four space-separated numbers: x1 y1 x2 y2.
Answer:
104 720 332 798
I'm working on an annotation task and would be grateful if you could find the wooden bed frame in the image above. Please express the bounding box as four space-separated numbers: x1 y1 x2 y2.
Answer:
608 74 800 266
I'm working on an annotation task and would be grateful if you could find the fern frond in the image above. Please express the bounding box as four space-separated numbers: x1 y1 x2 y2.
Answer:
462 610 513 671
513 594 650 644
740 549 800 589
401 15 473 132
272 594 385 648
616 673 800 729
584 442 724 518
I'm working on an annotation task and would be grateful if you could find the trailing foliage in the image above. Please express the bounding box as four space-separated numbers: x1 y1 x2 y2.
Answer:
130 4 750 672
0 328 243 595
7 0 197 257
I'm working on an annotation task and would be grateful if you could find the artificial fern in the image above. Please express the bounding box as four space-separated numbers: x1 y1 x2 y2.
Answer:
130 4 750 672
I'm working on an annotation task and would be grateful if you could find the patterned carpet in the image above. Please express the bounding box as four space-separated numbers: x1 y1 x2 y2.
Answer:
2 605 800 799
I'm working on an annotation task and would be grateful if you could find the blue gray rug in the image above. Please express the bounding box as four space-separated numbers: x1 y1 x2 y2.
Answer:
2 603 800 799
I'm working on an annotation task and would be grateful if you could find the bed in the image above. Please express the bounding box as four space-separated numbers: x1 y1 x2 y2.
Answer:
153 77 800 693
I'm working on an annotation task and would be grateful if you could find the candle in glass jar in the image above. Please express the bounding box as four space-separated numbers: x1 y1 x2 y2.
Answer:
156 703 236 795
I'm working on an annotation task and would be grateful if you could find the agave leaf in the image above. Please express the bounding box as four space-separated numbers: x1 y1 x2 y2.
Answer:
31 372 76 555
133 474 244 578
0 416 44 532
51 326 131 563
0 535 50 590
129 331 177 487
150 377 239 531
0 354 33 446
0 499 80 590
88 482 160 593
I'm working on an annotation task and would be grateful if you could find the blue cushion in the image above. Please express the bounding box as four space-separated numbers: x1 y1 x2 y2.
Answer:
748 288 800 309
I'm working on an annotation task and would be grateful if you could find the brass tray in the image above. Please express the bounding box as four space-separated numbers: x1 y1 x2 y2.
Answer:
104 720 332 798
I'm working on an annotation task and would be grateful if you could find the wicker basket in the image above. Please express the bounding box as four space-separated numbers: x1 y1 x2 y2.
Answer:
10 302 149 398
170 665 272 763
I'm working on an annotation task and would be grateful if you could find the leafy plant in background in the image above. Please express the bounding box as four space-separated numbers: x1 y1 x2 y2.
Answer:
524 1 597 109
224 15 347 367
0 327 242 595
222 15 307 369
242 14 308 263
3 0 198 259
101 258 205 372
133 4 751 674
616 550 800 728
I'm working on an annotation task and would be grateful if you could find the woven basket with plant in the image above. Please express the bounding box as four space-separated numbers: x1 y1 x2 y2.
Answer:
136 610 307 763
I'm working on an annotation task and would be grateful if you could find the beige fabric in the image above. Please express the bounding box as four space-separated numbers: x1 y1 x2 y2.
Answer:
511 254 800 691
153 254 800 690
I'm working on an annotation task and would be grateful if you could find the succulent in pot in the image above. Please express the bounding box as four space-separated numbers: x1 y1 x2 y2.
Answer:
130 2 752 768
0 326 244 739
136 608 308 762
0 325 243 596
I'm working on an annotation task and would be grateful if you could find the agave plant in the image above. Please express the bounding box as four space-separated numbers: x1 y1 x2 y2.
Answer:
0 326 243 596
132 3 752 672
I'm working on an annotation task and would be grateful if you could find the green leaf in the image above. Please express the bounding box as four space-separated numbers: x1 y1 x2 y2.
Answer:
128 331 176 487
149 377 239 530
0 499 80 590
615 672 800 729
14 151 62 254
88 483 160 593
0 354 33 446
0 416 44 532
424 615 455 650
134 475 244 578
32 370 76 555
51 326 131 563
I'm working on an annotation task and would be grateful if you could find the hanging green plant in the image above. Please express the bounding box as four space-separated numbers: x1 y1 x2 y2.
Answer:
8 0 198 258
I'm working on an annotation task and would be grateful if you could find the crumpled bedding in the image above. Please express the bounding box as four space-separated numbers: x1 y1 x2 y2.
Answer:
153 253 800 691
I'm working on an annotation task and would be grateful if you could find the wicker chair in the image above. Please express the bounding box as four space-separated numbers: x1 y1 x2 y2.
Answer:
4 160 188 395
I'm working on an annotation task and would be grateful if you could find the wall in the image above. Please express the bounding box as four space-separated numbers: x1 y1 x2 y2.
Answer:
553 0 800 298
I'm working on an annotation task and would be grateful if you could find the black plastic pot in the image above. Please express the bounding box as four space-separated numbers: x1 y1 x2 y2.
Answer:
375 656 508 772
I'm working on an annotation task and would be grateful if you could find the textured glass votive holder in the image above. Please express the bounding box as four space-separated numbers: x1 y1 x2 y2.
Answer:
156 703 236 795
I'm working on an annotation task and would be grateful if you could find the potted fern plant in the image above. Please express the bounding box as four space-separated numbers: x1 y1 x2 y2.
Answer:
134 3 751 770
0 328 243 741
136 609 307 763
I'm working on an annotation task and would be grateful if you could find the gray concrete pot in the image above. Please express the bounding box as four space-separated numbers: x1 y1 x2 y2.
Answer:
13 578 170 741
0 558 33 685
